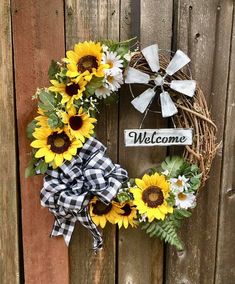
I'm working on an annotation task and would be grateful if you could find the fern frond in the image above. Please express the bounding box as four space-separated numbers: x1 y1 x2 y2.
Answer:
141 209 192 250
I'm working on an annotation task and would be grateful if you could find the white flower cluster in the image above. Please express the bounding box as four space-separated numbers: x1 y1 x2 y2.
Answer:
170 175 196 209
95 45 124 99
162 171 196 210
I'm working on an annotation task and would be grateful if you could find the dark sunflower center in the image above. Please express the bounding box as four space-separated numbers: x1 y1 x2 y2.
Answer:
77 55 98 73
92 201 112 216
121 204 132 216
47 131 71 154
142 186 164 208
65 83 80 96
69 116 83 130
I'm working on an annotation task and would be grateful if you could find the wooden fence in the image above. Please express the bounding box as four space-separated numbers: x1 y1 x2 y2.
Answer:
1 0 235 283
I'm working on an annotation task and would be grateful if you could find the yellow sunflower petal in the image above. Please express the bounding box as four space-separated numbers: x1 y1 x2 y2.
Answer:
92 216 99 227
63 152 72 161
54 154 64 167
30 139 47 148
45 151 55 163
123 217 129 229
99 215 107 228
66 50 79 63
135 178 147 190
35 147 49 158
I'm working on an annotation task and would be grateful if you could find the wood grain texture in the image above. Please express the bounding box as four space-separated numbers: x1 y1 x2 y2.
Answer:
11 1 69 283
165 1 234 283
65 1 120 283
0 1 20 283
215 4 235 283
118 1 173 283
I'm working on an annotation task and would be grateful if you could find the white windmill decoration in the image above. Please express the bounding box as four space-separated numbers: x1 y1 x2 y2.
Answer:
125 44 196 118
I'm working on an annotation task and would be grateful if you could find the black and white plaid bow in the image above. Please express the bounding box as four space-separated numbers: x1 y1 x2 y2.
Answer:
40 137 128 250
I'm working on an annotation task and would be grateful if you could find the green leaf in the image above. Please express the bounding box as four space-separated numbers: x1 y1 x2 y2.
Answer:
26 119 38 140
166 192 176 207
25 163 36 178
86 76 104 95
103 92 119 105
47 113 63 129
73 99 83 108
48 60 60 80
35 160 48 174
25 157 37 178
174 209 192 218
161 156 185 178
142 220 183 250
116 45 129 57
39 90 57 111
190 175 201 191
116 191 132 203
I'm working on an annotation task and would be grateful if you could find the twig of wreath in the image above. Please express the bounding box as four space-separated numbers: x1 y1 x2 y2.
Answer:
26 39 219 251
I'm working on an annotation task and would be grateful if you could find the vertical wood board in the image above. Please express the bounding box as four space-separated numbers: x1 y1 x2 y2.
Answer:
166 1 234 283
215 4 235 283
12 1 69 283
0 1 20 283
65 1 120 283
118 1 173 283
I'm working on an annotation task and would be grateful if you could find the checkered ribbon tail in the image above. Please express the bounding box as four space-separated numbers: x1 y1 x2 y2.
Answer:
40 137 128 250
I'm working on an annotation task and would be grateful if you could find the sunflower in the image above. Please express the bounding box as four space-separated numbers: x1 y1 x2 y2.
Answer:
130 173 173 222
48 78 87 108
34 108 49 128
61 106 96 143
30 126 82 167
89 197 123 228
114 201 138 229
63 41 108 81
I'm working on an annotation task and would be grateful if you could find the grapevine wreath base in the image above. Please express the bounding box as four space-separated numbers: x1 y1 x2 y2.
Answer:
26 39 218 251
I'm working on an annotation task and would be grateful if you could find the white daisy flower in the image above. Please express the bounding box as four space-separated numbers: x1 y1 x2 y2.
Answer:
95 85 111 99
170 175 190 192
102 51 123 76
105 72 123 92
174 191 196 209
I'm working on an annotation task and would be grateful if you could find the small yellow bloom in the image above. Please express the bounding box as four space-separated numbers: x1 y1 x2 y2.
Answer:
48 78 87 109
114 201 138 229
61 106 96 143
89 197 123 228
130 173 173 222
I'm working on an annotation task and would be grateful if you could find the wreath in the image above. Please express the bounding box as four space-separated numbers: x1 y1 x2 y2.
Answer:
26 39 218 251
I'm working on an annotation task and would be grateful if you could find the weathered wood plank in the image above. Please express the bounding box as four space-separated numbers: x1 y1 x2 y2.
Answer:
0 1 20 283
118 1 173 283
65 1 120 283
166 1 234 283
11 1 69 283
215 3 235 283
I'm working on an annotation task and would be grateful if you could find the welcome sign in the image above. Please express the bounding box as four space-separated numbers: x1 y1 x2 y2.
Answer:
124 128 193 147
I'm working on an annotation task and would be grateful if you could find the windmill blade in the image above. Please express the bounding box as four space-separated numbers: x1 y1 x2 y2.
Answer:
160 91 178 117
170 80 196 97
125 67 150 84
131 88 156 113
142 44 160 72
165 50 191 76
